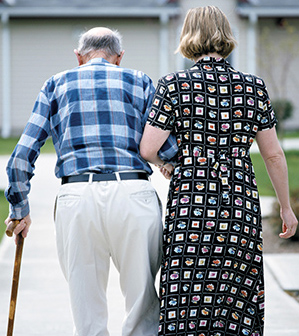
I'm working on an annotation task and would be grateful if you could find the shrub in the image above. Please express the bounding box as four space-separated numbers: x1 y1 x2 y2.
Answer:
271 99 294 139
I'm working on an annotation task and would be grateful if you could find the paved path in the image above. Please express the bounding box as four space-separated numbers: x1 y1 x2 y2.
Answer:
0 152 299 335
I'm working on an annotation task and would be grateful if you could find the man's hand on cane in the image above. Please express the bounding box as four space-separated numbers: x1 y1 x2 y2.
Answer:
5 214 32 244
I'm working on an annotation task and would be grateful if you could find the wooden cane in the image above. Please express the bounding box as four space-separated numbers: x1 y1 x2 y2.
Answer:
5 220 24 336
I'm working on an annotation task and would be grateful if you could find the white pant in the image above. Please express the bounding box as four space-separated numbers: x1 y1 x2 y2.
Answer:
54 178 163 336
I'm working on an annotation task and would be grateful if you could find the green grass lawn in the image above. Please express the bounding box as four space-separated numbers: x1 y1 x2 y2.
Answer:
0 137 55 155
284 130 299 138
251 150 299 196
0 191 9 241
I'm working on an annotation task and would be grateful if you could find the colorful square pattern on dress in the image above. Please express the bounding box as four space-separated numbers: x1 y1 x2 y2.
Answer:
148 57 277 336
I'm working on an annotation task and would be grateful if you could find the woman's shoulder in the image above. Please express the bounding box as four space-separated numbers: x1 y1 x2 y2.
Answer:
229 66 266 88
159 68 198 86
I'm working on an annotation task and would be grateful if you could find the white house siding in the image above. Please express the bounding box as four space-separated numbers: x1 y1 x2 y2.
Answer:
115 18 160 81
234 17 250 74
165 16 181 75
1 1 299 136
257 18 299 130
2 17 162 135
10 18 78 133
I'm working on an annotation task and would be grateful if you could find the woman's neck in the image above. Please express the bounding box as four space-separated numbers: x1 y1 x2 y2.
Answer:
195 53 223 62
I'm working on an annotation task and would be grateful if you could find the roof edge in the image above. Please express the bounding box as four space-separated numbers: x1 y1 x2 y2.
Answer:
0 6 181 18
237 6 299 18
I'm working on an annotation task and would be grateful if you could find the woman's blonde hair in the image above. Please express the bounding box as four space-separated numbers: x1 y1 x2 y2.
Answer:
177 6 237 60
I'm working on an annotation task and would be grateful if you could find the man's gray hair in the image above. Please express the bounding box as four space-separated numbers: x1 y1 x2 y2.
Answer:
77 29 122 57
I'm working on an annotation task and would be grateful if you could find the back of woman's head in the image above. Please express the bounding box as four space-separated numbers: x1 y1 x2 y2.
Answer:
177 6 237 60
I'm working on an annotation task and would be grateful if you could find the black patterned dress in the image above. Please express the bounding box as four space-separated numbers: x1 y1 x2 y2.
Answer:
147 57 277 336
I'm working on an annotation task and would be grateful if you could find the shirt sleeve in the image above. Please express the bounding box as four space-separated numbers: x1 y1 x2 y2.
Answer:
258 81 277 131
147 78 178 162
141 77 178 163
158 132 178 163
141 74 156 128
147 78 176 132
5 86 51 219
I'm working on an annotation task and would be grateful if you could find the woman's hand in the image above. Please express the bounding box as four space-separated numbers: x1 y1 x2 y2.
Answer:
256 128 298 239
160 163 174 180
279 207 298 239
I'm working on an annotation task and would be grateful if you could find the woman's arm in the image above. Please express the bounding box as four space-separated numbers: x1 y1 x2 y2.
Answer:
140 124 174 179
255 127 298 238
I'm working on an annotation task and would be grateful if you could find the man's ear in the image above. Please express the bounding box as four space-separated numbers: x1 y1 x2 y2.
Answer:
74 49 84 66
115 50 125 66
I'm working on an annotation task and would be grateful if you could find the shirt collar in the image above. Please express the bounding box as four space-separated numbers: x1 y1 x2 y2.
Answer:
86 57 112 66
197 56 225 64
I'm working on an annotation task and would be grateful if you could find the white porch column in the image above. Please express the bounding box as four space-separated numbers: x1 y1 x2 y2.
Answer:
175 22 185 71
247 11 258 75
159 12 169 78
1 12 11 138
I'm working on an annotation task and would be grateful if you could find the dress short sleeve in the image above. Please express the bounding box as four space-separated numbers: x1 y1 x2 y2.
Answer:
258 82 277 131
147 78 175 132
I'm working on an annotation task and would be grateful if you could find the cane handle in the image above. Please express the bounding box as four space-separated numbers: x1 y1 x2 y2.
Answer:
6 220 20 237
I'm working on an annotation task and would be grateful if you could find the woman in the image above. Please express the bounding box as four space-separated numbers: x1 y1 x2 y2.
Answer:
140 6 298 336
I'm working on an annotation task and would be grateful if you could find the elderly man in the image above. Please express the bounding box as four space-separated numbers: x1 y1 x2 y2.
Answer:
5 27 177 336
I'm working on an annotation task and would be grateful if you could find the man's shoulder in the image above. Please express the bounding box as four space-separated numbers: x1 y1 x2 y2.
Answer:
45 66 78 83
112 66 154 91
55 66 81 80
39 66 81 94
118 66 152 82
43 64 153 92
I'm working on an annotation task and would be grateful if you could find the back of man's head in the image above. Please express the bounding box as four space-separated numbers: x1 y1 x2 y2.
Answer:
77 27 122 59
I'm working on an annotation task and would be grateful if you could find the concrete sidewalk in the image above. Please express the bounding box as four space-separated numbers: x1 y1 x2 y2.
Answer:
1 153 299 336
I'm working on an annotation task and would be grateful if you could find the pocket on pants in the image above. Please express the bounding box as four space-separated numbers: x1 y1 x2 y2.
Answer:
124 180 162 216
129 189 163 218
130 190 156 204
57 193 81 207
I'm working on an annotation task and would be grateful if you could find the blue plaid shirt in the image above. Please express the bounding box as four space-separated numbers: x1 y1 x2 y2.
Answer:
6 58 178 219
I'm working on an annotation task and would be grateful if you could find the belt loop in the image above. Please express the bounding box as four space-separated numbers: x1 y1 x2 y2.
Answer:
88 173 94 184
115 172 121 183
